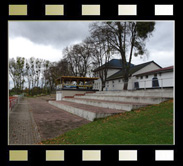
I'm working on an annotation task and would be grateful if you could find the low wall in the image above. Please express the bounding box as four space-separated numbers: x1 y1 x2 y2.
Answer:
56 90 96 101
96 88 174 98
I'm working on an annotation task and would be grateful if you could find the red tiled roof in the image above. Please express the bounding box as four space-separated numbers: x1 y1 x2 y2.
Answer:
134 66 173 76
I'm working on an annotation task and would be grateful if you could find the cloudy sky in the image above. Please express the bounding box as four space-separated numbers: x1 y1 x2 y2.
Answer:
9 21 174 68
8 21 174 89
9 21 174 67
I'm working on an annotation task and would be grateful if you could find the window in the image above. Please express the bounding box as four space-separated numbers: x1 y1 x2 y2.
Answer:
146 75 148 79
112 80 114 83
119 79 121 82
140 76 143 79
136 76 138 79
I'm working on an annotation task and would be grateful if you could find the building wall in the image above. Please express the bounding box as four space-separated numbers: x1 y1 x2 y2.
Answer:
93 69 120 90
105 77 135 91
105 71 173 91
133 62 161 75
107 69 121 78
135 71 173 89
93 62 173 91
93 79 102 90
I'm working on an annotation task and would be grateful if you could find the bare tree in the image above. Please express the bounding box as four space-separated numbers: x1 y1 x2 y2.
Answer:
9 57 25 92
25 59 32 94
63 41 92 77
90 22 156 90
89 24 113 91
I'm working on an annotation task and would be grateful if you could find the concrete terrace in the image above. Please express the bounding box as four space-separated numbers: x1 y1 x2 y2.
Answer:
49 89 173 121
8 89 173 144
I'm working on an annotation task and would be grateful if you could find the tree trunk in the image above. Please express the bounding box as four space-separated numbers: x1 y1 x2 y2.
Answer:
123 73 129 90
28 83 30 95
101 83 105 91
123 81 128 90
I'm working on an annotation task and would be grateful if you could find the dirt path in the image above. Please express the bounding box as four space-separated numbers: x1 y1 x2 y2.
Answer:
26 97 90 142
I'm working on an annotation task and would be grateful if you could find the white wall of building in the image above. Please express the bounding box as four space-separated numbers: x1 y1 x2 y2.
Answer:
93 69 120 91
104 71 173 91
135 71 173 89
93 62 173 91
107 69 121 78
134 63 160 75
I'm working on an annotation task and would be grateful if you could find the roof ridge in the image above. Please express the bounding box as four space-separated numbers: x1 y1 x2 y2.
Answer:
106 61 158 81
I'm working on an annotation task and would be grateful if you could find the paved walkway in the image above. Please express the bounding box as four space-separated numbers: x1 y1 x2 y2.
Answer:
9 98 41 145
9 97 90 145
27 98 89 141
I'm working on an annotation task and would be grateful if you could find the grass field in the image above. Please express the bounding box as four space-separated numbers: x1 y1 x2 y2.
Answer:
42 100 173 145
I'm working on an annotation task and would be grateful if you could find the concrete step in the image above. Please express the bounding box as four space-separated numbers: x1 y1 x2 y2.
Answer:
96 89 173 94
49 100 125 121
62 98 150 111
75 95 170 104
87 89 173 98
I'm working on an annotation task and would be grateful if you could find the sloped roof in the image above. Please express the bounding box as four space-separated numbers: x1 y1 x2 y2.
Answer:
93 59 134 72
106 61 160 81
134 66 173 76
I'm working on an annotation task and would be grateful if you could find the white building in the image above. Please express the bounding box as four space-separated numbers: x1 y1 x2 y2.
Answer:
133 66 174 89
93 59 174 91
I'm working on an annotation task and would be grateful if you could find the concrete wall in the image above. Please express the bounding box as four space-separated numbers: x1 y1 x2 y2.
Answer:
56 90 94 100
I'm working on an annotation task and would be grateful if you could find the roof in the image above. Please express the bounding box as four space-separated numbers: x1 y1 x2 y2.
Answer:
106 61 160 81
93 59 134 72
134 66 173 76
56 76 99 83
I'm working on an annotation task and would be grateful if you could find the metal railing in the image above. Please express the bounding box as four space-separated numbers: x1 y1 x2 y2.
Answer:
132 77 174 90
9 96 18 111
9 94 24 111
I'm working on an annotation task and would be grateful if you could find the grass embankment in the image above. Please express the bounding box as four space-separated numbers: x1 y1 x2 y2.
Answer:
42 100 173 145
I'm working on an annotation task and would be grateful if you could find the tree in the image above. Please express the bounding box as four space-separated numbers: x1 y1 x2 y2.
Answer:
56 58 73 76
25 59 32 94
63 41 92 77
35 58 43 87
89 24 113 91
91 22 155 90
9 58 17 89
9 57 25 93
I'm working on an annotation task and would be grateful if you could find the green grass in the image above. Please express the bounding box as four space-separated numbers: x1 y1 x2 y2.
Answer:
41 100 173 145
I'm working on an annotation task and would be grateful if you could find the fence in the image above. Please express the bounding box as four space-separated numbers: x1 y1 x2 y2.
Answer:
9 94 24 111
133 77 173 90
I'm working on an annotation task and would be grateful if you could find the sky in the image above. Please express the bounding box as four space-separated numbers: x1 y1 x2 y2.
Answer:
9 21 174 88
